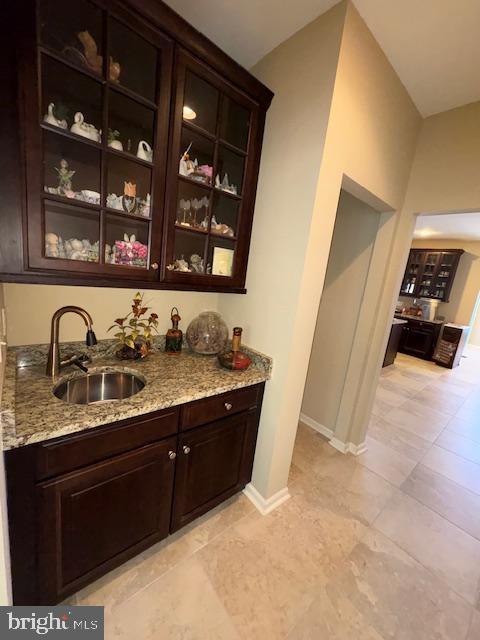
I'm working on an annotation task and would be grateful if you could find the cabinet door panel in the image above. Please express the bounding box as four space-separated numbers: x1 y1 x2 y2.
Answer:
163 48 263 290
171 410 258 531
37 438 176 603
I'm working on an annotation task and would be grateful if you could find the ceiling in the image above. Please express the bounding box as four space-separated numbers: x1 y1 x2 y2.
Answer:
414 213 480 241
164 0 480 117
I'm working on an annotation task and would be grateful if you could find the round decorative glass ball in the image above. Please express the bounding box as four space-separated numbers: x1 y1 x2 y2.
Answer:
186 311 229 355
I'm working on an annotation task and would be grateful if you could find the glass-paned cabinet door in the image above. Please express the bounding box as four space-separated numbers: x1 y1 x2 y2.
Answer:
429 252 458 300
400 250 424 295
24 0 173 278
165 51 258 288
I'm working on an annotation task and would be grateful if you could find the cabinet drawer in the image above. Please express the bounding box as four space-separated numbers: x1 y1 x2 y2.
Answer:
180 385 260 431
36 408 179 480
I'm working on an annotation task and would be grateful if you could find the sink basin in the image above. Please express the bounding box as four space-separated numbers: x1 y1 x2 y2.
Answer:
53 370 145 405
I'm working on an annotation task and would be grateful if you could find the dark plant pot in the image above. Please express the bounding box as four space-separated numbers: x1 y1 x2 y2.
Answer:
115 342 150 360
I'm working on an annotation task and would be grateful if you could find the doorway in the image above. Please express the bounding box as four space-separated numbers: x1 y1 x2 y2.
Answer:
300 187 386 452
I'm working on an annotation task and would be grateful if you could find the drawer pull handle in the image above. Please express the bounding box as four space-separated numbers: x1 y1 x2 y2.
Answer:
183 445 191 455
168 451 176 460
224 402 233 411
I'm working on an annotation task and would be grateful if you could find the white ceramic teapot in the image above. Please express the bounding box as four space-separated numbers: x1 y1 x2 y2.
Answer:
137 140 153 162
43 103 67 129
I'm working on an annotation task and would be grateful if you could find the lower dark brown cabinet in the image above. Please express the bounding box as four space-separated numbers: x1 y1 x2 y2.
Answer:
6 383 264 605
37 438 177 603
171 410 258 532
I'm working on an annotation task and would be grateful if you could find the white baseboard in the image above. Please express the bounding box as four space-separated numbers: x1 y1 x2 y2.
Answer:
243 483 290 515
300 413 367 456
299 413 333 439
330 437 367 456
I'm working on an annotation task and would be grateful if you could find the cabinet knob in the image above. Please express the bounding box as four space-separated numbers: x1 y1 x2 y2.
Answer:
151 262 159 270
224 402 233 411
183 445 191 455
168 450 176 460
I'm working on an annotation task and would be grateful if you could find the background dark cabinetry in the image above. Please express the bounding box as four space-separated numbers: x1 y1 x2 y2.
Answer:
398 318 442 360
6 383 264 604
0 0 273 292
399 249 463 302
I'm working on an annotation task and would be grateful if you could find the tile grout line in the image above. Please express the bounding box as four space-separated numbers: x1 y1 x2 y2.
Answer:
110 501 260 610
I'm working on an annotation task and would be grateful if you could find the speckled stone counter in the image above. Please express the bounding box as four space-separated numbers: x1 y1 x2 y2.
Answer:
0 338 272 450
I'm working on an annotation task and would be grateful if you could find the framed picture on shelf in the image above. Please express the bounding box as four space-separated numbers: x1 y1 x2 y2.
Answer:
212 247 234 277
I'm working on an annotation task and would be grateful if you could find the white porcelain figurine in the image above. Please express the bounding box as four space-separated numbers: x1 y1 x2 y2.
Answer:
137 140 153 162
71 112 101 142
43 103 67 129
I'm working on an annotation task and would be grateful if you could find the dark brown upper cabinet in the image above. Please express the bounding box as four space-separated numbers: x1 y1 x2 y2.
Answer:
399 248 463 302
163 50 263 290
1 0 273 293
19 0 173 282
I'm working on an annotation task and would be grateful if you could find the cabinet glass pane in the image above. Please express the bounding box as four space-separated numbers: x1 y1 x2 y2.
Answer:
42 56 102 143
43 131 101 205
171 230 206 273
220 96 250 150
44 201 99 261
210 193 238 238
207 237 235 278
105 215 149 268
179 128 214 185
109 19 157 101
40 0 103 76
106 156 152 218
183 72 218 134
108 91 155 161
423 253 438 276
176 182 210 231
215 146 244 196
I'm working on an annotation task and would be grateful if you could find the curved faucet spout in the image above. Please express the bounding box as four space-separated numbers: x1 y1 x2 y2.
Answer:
46 306 97 378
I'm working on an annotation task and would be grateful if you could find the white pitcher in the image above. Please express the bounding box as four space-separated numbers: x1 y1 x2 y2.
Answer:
137 140 153 162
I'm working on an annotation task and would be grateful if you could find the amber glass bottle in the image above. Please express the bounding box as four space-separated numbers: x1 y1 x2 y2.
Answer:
218 327 251 370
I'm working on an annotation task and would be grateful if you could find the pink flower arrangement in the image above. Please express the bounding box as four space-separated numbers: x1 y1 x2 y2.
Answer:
114 236 148 267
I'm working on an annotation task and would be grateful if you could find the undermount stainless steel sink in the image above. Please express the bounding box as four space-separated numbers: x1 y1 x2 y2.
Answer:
53 370 145 405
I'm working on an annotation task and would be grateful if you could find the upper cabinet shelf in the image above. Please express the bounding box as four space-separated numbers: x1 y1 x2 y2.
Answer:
1 0 273 292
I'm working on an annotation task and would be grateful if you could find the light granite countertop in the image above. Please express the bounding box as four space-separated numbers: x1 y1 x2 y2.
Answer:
0 338 272 450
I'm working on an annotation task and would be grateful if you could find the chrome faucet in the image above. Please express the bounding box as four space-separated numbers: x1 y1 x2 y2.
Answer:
46 306 97 378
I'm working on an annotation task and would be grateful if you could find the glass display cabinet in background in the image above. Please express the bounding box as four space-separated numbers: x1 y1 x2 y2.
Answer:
22 0 173 280
163 51 262 290
399 248 464 302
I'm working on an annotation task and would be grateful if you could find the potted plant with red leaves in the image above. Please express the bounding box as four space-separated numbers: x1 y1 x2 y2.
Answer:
108 292 159 360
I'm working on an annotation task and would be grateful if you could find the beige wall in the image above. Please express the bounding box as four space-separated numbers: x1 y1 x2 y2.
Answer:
292 3 420 450
3 284 219 345
302 190 381 430
410 238 480 343
405 102 480 215
219 1 420 496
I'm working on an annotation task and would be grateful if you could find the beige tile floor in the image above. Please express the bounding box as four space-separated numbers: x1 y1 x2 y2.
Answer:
69 348 480 639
